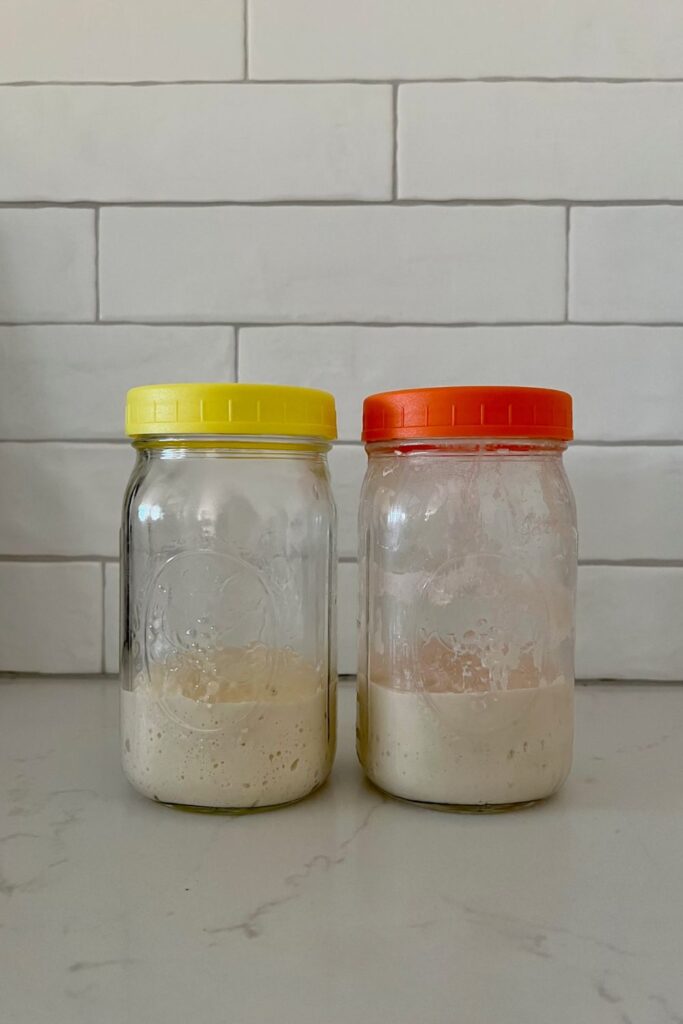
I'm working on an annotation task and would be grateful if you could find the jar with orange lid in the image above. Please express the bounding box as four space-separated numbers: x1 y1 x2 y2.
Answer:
120 383 337 811
356 386 577 811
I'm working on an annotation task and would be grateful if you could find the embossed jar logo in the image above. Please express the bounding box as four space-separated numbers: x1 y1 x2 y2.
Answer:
145 550 277 670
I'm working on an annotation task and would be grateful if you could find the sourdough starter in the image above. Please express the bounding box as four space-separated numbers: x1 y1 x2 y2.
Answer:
121 645 331 808
359 676 573 806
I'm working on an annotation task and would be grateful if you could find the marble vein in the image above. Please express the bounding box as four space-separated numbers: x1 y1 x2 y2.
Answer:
204 799 384 941
68 959 136 973
649 994 683 1024
457 901 638 960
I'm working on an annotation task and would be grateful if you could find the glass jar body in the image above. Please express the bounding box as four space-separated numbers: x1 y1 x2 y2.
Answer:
121 439 336 810
357 438 577 810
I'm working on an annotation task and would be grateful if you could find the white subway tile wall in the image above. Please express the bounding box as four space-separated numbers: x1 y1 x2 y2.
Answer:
249 1 683 80
0 563 102 674
0 209 95 321
570 207 683 322
2 86 392 201
2 0 245 82
104 564 120 676
0 2 680 680
0 445 133 557
399 83 683 201
99 206 565 323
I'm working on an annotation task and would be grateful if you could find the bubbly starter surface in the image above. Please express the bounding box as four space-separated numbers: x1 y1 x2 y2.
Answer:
121 646 332 808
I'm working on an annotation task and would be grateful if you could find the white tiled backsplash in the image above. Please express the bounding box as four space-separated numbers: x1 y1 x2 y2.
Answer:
1 1 682 679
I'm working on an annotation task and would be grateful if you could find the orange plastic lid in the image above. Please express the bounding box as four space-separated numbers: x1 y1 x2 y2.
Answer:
362 386 573 442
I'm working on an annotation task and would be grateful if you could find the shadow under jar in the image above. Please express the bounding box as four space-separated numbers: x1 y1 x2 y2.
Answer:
120 383 337 812
357 386 577 812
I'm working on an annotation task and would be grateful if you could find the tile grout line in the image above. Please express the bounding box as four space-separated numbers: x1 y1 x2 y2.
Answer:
100 561 106 674
0 555 120 563
7 77 683 85
5 319 683 328
571 439 683 447
0 671 123 679
391 83 398 200
94 206 100 321
0 438 130 444
578 560 683 568
564 206 571 321
334 557 683 569
9 199 683 208
330 439 683 447
243 0 249 80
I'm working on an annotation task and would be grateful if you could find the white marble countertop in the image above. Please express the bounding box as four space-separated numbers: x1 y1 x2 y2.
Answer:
1 680 682 1024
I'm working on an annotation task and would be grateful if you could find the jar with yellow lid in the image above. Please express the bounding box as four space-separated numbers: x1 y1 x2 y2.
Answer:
120 383 338 811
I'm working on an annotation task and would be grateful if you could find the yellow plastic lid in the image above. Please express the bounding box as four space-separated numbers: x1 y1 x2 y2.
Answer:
126 383 337 440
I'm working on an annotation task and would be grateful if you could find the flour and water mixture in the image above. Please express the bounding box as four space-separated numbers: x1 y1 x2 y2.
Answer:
122 645 332 808
358 674 573 807
358 635 574 808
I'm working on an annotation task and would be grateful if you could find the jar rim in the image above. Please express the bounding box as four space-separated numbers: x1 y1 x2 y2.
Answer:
131 433 332 453
365 436 568 454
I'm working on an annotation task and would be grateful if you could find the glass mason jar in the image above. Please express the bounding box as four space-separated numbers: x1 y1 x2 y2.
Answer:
357 386 577 811
120 383 337 811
